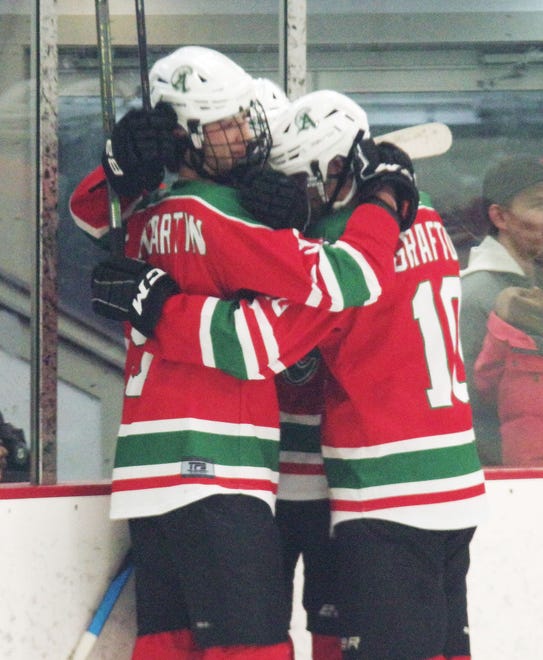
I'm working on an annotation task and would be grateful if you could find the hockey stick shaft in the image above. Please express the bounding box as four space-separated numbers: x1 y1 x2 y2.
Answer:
135 0 151 111
95 0 124 256
375 122 452 160
69 550 133 660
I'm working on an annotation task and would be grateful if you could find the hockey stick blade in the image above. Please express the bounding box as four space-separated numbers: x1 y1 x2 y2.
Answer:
69 550 133 660
375 122 452 160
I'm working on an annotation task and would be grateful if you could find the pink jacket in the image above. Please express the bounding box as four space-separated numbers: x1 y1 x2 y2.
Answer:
474 312 543 466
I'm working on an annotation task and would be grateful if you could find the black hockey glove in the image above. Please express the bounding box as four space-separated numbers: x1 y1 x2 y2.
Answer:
236 167 310 231
91 256 180 337
101 102 180 198
356 140 419 232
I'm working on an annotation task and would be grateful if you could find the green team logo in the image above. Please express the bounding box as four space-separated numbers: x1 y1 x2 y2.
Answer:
171 66 192 92
295 108 317 132
281 348 320 385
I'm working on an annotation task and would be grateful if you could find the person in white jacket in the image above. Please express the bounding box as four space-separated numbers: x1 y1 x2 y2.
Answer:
460 154 543 464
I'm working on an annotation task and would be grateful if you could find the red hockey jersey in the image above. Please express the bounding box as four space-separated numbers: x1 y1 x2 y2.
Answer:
154 203 488 531
70 169 400 519
276 350 328 501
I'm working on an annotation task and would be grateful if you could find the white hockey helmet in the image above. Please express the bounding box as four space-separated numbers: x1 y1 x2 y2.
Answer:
150 46 256 128
149 46 271 177
253 77 289 120
268 90 371 209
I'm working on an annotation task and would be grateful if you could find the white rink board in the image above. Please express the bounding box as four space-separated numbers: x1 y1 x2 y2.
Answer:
291 477 543 660
1 478 543 659
0 491 134 660
467 478 543 660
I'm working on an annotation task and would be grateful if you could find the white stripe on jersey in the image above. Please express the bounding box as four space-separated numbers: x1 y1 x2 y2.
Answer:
200 297 220 368
330 467 485 502
334 238 382 306
322 428 475 460
242 298 287 377
118 416 280 441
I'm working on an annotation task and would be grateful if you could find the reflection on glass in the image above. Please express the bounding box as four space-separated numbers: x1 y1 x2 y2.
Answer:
0 2 33 483
9 3 543 477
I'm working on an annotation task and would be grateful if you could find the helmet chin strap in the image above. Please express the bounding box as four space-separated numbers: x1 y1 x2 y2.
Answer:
332 176 357 210
307 160 354 218
301 196 313 232
187 119 203 149
185 146 211 180
309 161 327 206
324 129 366 213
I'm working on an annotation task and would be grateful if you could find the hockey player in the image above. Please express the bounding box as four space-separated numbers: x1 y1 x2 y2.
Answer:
239 92 378 660
237 86 342 659
237 92 414 660
73 46 413 659
274 350 340 660
91 140 487 659
252 76 289 121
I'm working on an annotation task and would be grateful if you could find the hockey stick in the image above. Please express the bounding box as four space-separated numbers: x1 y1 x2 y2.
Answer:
95 0 124 256
135 0 151 111
375 122 452 160
69 550 133 660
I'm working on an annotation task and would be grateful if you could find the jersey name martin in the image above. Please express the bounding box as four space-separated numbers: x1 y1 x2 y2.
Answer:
139 211 207 257
395 219 457 273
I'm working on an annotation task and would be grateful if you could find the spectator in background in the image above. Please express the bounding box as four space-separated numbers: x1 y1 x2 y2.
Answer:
0 442 7 481
473 285 543 466
460 154 543 464
0 412 30 482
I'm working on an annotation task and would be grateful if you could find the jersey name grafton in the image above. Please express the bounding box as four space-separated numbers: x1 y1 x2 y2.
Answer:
395 219 457 272
153 200 488 531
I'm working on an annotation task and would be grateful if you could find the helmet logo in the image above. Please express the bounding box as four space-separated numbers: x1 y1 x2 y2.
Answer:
295 108 317 132
171 66 192 92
